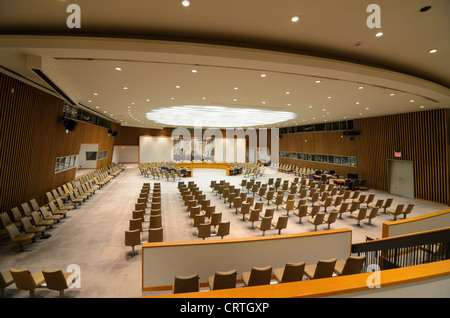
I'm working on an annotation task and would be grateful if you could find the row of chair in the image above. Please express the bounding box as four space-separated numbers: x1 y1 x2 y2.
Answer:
125 183 164 257
172 254 367 293
0 268 78 298
179 181 230 240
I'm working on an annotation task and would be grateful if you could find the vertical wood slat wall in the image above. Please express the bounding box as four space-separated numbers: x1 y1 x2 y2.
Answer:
354 109 449 206
0 72 118 212
278 109 449 206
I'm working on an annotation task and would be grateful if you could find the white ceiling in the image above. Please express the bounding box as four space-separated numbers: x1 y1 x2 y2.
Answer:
0 0 448 129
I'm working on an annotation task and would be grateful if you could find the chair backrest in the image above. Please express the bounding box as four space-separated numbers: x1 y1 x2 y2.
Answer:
30 199 40 211
314 212 325 225
368 207 379 218
253 201 264 212
0 212 12 227
125 229 141 247
212 270 237 290
404 203 414 214
248 209 260 221
42 270 68 291
129 219 143 231
248 266 272 286
259 216 272 231
263 208 275 218
276 215 289 229
281 262 305 283
310 205 320 216
241 202 250 213
21 203 32 216
384 198 393 208
286 199 295 209
20 217 35 232
148 227 163 242
395 204 404 214
357 207 367 219
341 255 366 275
217 221 230 237
313 258 337 279
5 223 21 240
173 273 199 294
9 269 37 290
197 223 211 239
210 212 222 226
326 211 338 224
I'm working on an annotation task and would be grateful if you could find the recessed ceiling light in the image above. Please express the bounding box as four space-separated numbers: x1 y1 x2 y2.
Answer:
262 101 266 104
122 87 128 90
176 85 181 88
115 67 122 71
146 99 150 102
260 74 267 77
202 97 206 100
88 100 92 103
420 105 425 108
181 0 190 7
234 87 238 90
315 80 321 83
390 93 395 96
287 104 291 106
375 32 383 37
410 99 415 102
429 48 438 54
291 16 300 22
356 102 360 104
93 93 98 95
95 106 99 109
285 91 290 94
192 69 197 73
358 86 364 89
365 107 370 110
327 96 331 99
308 105 313 109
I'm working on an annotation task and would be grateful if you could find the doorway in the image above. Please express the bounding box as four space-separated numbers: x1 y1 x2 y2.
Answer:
387 159 414 199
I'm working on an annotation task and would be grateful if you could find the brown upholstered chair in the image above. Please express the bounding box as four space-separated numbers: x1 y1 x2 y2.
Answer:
256 216 272 236
293 205 308 224
304 258 337 279
42 269 78 297
333 255 366 276
208 269 237 290
281 199 295 216
31 211 54 229
0 271 14 298
172 273 200 294
125 229 141 257
272 215 288 234
5 224 35 251
237 202 251 221
244 209 260 229
9 268 45 297
273 262 305 283
307 212 325 231
39 206 61 223
241 266 272 287
197 223 211 240
402 203 414 219
323 211 338 229
149 214 162 229
216 221 230 239
21 217 46 237
350 207 368 226
148 227 163 242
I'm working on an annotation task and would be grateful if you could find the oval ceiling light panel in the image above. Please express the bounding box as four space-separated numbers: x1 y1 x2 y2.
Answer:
146 105 297 128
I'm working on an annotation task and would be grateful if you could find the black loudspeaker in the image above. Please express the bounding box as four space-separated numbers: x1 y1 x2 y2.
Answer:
63 119 78 131
343 130 360 136
112 131 118 137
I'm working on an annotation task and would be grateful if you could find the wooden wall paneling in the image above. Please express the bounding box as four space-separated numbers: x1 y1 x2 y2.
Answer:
0 72 118 212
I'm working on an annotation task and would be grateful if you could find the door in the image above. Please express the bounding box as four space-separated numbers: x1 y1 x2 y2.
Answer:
387 159 414 199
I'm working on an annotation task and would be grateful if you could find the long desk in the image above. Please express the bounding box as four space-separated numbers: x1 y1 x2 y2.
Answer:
172 162 242 176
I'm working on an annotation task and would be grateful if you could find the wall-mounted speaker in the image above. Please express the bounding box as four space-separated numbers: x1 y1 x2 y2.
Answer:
343 130 360 136
63 119 78 132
